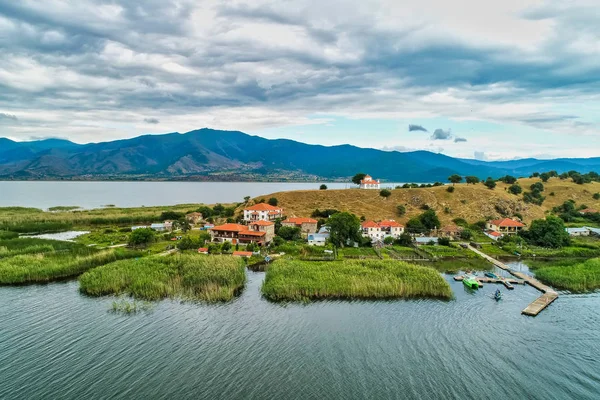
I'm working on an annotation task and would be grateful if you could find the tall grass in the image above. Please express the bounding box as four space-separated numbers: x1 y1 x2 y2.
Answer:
79 255 246 302
0 249 139 284
0 221 73 234
533 258 600 292
261 259 452 301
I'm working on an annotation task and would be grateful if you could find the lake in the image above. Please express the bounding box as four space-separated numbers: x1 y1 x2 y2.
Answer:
0 181 405 209
1 262 599 400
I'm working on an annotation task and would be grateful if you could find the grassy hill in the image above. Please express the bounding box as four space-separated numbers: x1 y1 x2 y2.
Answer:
252 178 600 226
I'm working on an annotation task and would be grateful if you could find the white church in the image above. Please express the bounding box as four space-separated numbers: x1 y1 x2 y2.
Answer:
359 174 381 189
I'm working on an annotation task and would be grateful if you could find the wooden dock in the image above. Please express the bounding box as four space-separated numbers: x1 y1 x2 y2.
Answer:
464 244 559 316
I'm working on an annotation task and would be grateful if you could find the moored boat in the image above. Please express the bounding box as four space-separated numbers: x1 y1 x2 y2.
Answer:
484 272 498 279
463 275 479 289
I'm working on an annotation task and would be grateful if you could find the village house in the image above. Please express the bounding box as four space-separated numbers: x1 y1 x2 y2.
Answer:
210 220 275 246
439 225 464 239
131 225 148 231
185 212 203 225
565 227 591 237
150 222 173 232
281 217 318 236
359 174 381 189
361 220 404 242
233 251 253 258
484 230 503 241
580 208 599 215
308 226 330 246
486 218 525 235
243 203 284 222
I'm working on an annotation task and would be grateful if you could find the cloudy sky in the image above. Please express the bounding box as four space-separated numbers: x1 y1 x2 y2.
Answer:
0 0 599 160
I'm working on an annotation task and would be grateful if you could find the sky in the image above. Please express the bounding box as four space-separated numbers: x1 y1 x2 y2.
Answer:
0 0 599 160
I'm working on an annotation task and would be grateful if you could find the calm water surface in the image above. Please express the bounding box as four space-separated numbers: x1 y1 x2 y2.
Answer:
1 262 599 400
0 181 405 209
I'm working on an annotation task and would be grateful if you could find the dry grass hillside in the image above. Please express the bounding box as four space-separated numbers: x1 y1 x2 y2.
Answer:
249 178 600 226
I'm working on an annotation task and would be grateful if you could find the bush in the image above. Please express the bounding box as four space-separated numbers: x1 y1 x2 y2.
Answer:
446 186 455 193
268 197 279 206
278 226 302 241
160 211 184 221
484 178 496 189
128 228 155 247
452 218 468 227
396 205 406 216
379 189 392 199
319 184 328 190
508 184 522 195
394 233 413 246
438 237 451 246
383 236 394 245
593 193 600 200
459 229 473 240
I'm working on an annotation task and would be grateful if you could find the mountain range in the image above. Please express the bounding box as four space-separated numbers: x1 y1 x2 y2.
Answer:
1 129 599 182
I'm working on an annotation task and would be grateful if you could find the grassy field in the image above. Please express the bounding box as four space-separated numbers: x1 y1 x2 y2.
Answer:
528 258 600 292
79 254 246 302
338 247 379 259
245 178 600 226
261 259 452 301
0 249 139 285
419 245 476 258
424 258 493 274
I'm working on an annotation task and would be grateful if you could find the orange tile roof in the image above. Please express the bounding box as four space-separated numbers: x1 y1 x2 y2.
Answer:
489 218 525 228
379 220 403 228
210 223 247 232
488 231 503 237
361 221 380 228
250 220 274 226
239 230 266 237
233 251 253 257
245 203 282 211
283 217 318 225
198 248 208 252
580 208 598 214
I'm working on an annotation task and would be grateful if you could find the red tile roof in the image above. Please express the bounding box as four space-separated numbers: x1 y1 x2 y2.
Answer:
489 218 525 228
283 217 318 226
488 231 502 237
198 248 208 253
210 223 247 232
379 220 403 228
251 220 274 226
238 231 266 237
580 208 598 214
361 221 380 228
245 203 282 211
233 251 253 257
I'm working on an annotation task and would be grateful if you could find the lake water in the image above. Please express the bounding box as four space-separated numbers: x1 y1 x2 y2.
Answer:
0 181 405 209
1 262 599 400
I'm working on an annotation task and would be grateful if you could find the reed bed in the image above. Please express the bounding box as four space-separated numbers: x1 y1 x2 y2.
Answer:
0 249 138 284
261 259 452 302
79 254 246 302
532 258 600 292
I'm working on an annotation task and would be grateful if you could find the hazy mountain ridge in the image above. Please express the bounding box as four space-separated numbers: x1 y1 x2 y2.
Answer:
0 129 598 181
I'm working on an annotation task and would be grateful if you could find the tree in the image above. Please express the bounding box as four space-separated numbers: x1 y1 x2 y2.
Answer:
571 173 585 185
520 216 570 248
277 226 302 241
128 228 155 247
244 196 251 203
406 217 425 233
396 204 406 216
268 197 279 206
540 172 550 182
508 184 522 195
320 184 328 190
559 172 569 180
379 189 392 200
499 175 517 184
212 204 225 215
420 209 440 230
531 172 540 178
530 182 544 193
448 174 462 185
465 176 480 184
459 229 473 240
446 186 455 193
593 193 600 200
328 212 361 247
394 233 413 246
221 241 232 252
197 206 213 218
352 173 367 185
383 236 394 245
438 237 451 246
160 211 184 220
177 236 196 250
178 218 191 233
198 232 211 244
484 177 496 189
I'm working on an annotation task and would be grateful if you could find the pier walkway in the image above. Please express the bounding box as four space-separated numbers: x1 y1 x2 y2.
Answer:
465 244 558 316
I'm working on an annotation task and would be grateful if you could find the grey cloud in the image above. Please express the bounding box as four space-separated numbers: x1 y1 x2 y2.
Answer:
144 118 160 124
431 128 452 140
408 124 427 132
474 151 487 160
454 137 467 143
0 113 18 121
380 145 416 152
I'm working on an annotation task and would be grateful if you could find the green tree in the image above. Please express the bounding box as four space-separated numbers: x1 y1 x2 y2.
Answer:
438 237 451 246
221 241 232 252
198 232 211 244
244 196 251 203
394 232 413 246
320 184 328 190
268 197 279 206
530 182 544 193
531 172 540 178
508 184 522 195
465 176 480 184
328 212 361 247
196 206 213 218
160 211 184 220
406 217 425 233
383 236 394 245
379 189 392 200
500 175 517 184
484 177 496 189
212 204 225 215
446 186 455 193
540 172 550 182
520 216 570 248
352 173 367 185
177 236 196 250
571 173 585 184
396 204 406 216
593 193 600 200
420 209 441 230
559 172 569 180
277 226 302 241
459 229 473 240
448 174 462 185
128 228 155 247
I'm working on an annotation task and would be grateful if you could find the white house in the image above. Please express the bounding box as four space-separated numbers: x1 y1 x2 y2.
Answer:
308 226 330 246
243 203 284 222
359 175 381 189
565 227 591 237
361 220 404 242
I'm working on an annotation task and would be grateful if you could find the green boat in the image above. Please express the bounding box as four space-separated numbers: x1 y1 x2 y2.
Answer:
463 275 479 289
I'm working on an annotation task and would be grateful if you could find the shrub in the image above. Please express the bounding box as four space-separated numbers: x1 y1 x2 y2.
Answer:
278 226 302 241
319 184 328 190
128 228 155 247
396 205 406 216
446 186 455 193
508 184 522 195
379 189 392 199
484 178 496 189
593 193 600 200
383 236 394 245
438 237 451 246
268 197 279 206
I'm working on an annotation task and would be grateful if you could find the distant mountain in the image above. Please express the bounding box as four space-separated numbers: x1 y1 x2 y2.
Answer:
0 129 597 181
